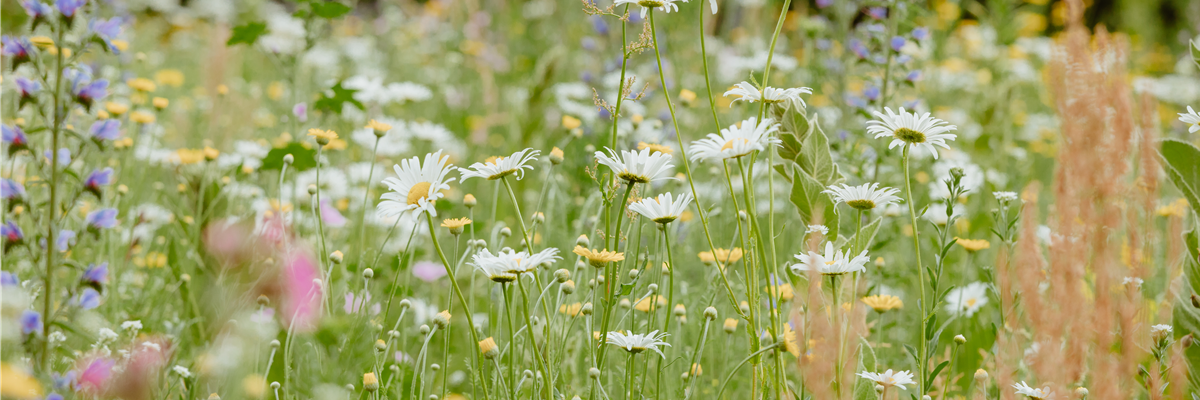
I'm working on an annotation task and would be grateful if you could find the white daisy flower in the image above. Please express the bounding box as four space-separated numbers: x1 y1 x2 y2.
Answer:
856 369 916 389
944 281 989 317
1013 382 1053 400
823 182 902 211
628 192 693 224
688 117 781 162
805 224 829 235
613 0 685 19
605 330 671 357
378 150 456 220
459 148 540 181
471 248 562 283
595 147 675 184
866 107 958 159
993 191 1019 203
173 365 192 378
1151 324 1173 341
791 242 869 276
1179 106 1200 133
723 81 813 111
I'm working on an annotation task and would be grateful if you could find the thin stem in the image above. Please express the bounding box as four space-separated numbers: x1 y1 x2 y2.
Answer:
902 145 928 393
425 212 492 400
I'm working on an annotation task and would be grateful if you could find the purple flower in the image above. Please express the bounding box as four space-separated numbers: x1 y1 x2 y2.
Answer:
903 99 920 109
69 69 109 108
412 260 446 283
890 36 906 51
85 208 118 230
15 77 40 98
46 393 65 400
84 167 113 193
292 102 308 123
590 15 608 36
319 200 346 227
22 0 54 18
56 229 76 251
848 38 869 59
52 371 76 390
1 178 25 200
2 221 23 247
816 0 832 8
2 125 28 153
44 148 71 166
55 0 86 17
21 310 42 335
896 54 912 64
581 37 596 51
863 86 880 101
912 27 929 41
866 6 887 20
906 70 923 82
89 17 123 53
76 288 101 309
846 95 868 109
2 36 35 69
627 11 643 24
82 262 108 284
89 119 121 141
0 271 17 286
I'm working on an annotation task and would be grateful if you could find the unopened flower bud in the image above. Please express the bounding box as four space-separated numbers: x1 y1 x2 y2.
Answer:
738 210 748 222
673 304 686 317
549 147 564 165
533 212 545 224
1184 333 1194 348
431 364 440 372
283 154 294 164
363 372 379 392
723 318 738 333
419 325 431 335
433 311 451 330
400 299 412 310
464 194 477 208
619 298 631 309
923 395 932 400
974 369 988 382
1191 294 1200 309
954 334 966 344
875 385 885 393
561 280 576 294
270 340 280 349
500 227 512 237
555 269 571 283
647 283 658 293
576 235 590 248
704 307 718 320
209 393 221 400
480 337 500 359
588 367 601 379
628 269 639 280
271 382 280 390
1074 388 1088 398
329 250 344 264
375 339 387 351
363 268 374 279
739 302 750 315
257 295 270 306
307 184 317 195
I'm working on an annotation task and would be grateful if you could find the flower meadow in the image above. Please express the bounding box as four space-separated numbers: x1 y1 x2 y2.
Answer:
3 0 1200 399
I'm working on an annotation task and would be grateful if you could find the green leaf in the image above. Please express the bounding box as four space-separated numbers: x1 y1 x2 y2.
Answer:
1160 139 1200 211
1191 39 1200 69
798 114 841 185
926 360 950 389
852 339 878 400
842 217 882 253
789 169 839 239
260 142 317 172
311 2 352 19
313 82 364 115
226 21 267 46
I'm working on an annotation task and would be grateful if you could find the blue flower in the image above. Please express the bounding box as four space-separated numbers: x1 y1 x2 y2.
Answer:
76 288 101 310
863 86 880 101
43 148 71 166
21 0 54 18
1 178 25 200
86 208 119 230
68 68 108 108
2 124 28 152
905 70 922 82
55 0 85 18
89 17 123 53
866 6 887 20
0 271 18 286
1 221 23 248
2 36 35 69
890 36 906 52
84 167 113 193
15 77 40 97
52 371 76 390
911 27 929 41
589 15 608 36
89 119 122 141
20 309 42 335
848 38 869 59
46 393 65 400
55 229 76 251
82 262 108 285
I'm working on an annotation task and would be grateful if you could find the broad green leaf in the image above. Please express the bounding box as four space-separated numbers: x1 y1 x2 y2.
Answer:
798 114 841 185
311 2 352 19
313 82 364 114
260 142 317 172
1163 138 1200 393
789 168 840 239
1160 139 1200 210
852 339 878 400
226 22 267 46
842 217 882 253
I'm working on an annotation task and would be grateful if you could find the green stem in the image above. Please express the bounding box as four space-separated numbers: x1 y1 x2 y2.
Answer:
901 145 928 393
425 212 492 400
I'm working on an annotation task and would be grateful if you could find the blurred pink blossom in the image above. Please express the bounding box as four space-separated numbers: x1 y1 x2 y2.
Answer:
412 261 446 282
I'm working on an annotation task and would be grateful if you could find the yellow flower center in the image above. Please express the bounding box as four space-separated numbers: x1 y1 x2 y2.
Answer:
721 138 750 151
966 298 977 307
407 182 433 205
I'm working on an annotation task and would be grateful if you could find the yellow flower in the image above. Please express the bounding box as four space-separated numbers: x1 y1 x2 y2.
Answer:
768 284 794 301
0 363 43 399
110 39 130 52
216 84 229 95
562 115 581 130
176 148 206 165
366 119 392 133
679 89 697 105
155 69 185 87
689 363 702 376
699 248 743 266
861 294 903 313
955 238 991 252
242 374 266 399
782 323 800 357
363 372 379 392
106 102 130 116
559 302 583 316
441 217 472 235
130 111 156 124
479 337 500 359
1157 199 1188 218
203 147 220 160
573 246 625 268
307 128 338 145
127 78 158 92
152 97 169 109
633 295 665 313
723 318 738 331
637 142 674 155
29 36 53 48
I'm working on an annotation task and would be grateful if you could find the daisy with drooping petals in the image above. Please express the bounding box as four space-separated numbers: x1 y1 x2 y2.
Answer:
866 107 958 159
689 117 780 162
377 150 455 220
823 182 902 211
791 242 869 276
605 330 671 357
613 0 685 19
595 147 674 184
857 369 916 390
574 246 625 268
724 81 813 111
628 192 693 224
472 248 562 283
1013 382 1053 400
1179 106 1200 133
459 148 541 181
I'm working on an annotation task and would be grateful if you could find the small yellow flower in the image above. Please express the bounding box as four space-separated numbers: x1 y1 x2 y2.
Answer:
362 372 379 392
723 318 738 331
637 142 674 155
861 294 903 313
127 78 157 92
441 217 472 235
97 110 110 119
242 374 266 399
155 69 185 87
573 246 625 268
307 128 338 145
782 323 800 357
689 363 702 376
558 302 583 316
633 295 665 313
955 238 991 252
479 337 500 359
699 248 743 266
203 147 220 160
679 89 697 106
106 102 130 116
366 119 392 133
0 362 44 398
768 284 794 301
130 111 156 124
152 97 169 109
216 84 229 95
561 115 581 130
176 148 205 165
29 36 54 48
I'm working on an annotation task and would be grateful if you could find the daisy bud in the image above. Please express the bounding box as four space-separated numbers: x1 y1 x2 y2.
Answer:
954 334 966 344
704 307 718 320
271 382 280 390
270 340 280 349
875 257 885 268
561 280 576 294
973 369 988 382
345 384 355 392
257 295 270 306
739 302 750 316
923 396 932 400
431 364 440 372
587 279 596 288
549 147 564 165
673 304 686 317
1184 333 1194 348
153 97 169 110
464 194 477 208
554 269 571 282
533 212 545 224
480 337 500 359
329 250 343 264
738 210 748 222
875 385 885 393
363 373 379 392
596 276 606 285
209 393 221 400
400 299 412 310
375 339 387 352
389 365 400 373
576 235 590 248
363 268 374 279
430 396 439 400
679 89 697 107
723 318 738 333
433 310 451 330
1074 388 1088 398
681 372 690 380
500 227 512 237
117 184 128 194
307 184 317 195
619 298 631 309
588 367 601 379
581 303 593 315
647 283 659 293
419 324 431 335
283 154 294 164
628 269 639 280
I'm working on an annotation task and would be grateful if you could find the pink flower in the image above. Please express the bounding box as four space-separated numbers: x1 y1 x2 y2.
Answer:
75 356 116 393
281 248 323 331
412 261 447 283
320 200 347 228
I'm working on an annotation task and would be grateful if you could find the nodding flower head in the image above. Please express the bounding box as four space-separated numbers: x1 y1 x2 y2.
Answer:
84 168 114 195
89 17 124 53
70 71 109 110
88 119 122 142
2 221 23 249
56 0 86 18
85 208 119 231
2 36 35 68
82 262 109 288
1 179 25 201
